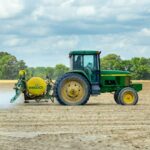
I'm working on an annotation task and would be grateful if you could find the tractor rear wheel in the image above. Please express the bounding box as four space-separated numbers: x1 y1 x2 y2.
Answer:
118 87 138 105
54 73 90 105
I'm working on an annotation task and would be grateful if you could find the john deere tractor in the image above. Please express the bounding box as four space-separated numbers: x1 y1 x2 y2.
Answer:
11 50 142 105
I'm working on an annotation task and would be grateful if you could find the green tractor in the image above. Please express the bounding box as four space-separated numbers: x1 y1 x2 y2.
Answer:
11 50 142 105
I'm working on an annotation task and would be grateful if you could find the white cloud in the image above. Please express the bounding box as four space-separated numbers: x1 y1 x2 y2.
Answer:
6 38 21 47
61 0 74 7
140 28 150 37
77 6 96 17
0 0 150 67
32 6 45 20
0 0 23 19
1 35 28 47
117 14 140 21
110 0 137 7
31 2 75 21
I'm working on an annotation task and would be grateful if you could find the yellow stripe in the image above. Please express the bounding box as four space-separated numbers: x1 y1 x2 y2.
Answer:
101 74 131 77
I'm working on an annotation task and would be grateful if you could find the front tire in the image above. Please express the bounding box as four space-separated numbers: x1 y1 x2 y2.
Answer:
54 73 90 105
118 87 138 105
114 90 121 104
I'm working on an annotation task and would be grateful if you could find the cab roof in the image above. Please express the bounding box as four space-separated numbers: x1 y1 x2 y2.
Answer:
69 50 101 55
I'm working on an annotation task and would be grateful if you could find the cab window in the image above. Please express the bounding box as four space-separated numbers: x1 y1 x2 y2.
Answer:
84 55 94 69
72 55 83 70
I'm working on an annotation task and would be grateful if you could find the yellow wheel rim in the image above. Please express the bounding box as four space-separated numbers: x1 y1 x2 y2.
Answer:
123 91 135 104
60 80 85 103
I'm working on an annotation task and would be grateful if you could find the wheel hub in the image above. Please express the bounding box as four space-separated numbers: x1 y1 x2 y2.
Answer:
67 85 80 98
123 92 135 104
61 80 85 102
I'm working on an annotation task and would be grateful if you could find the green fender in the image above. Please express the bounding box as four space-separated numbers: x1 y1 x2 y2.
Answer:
131 83 143 92
67 70 91 83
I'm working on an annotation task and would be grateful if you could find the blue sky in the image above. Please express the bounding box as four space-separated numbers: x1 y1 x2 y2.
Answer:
0 0 150 67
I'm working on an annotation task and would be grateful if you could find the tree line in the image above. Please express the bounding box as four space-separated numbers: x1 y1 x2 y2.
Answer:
0 52 150 80
0 52 69 80
101 54 150 80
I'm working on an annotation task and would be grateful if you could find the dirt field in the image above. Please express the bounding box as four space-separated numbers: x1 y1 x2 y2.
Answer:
0 81 150 150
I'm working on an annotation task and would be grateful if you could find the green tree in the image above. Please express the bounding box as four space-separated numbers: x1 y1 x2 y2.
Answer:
101 54 122 70
120 60 132 71
18 60 27 70
1 51 150 80
27 67 46 79
27 65 69 80
101 54 150 80
0 52 26 79
130 57 150 80
54 64 69 79
46 67 54 79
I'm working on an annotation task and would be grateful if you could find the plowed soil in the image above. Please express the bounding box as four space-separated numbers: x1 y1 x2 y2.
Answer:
0 81 149 150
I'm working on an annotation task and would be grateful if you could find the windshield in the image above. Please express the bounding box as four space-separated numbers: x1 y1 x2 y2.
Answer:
70 55 99 70
70 54 100 82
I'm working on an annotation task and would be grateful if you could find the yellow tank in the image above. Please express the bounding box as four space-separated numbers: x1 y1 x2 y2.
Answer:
27 77 47 96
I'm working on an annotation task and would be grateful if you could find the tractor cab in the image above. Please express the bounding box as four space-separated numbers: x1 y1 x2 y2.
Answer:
69 51 101 83
69 50 101 94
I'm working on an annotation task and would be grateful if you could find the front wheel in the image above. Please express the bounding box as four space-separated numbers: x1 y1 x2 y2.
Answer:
54 73 90 105
114 90 121 104
117 87 138 105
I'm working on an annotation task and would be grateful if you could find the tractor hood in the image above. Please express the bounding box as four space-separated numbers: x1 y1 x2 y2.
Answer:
101 70 131 76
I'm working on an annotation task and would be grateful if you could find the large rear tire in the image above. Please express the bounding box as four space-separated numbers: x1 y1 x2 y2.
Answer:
54 73 90 105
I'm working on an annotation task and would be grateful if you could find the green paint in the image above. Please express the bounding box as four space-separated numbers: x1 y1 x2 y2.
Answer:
69 50 142 94
68 70 91 82
69 50 100 55
101 70 130 76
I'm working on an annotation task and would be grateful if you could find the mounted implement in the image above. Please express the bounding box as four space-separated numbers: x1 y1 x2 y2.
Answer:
11 70 54 103
11 50 142 105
